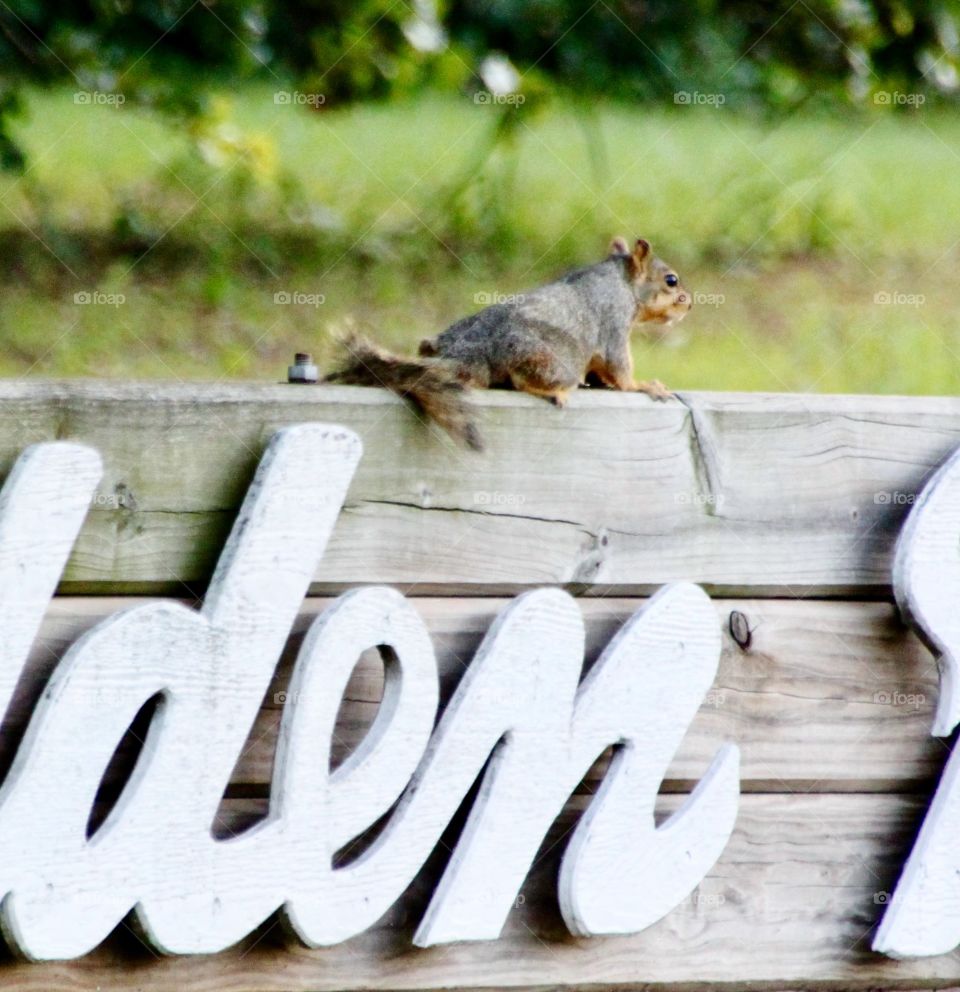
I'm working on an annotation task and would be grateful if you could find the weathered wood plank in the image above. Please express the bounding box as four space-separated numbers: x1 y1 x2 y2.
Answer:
0 382 957 593
5 597 943 792
0 793 951 990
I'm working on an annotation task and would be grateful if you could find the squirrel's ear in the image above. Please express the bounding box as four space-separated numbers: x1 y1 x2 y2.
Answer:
628 238 651 276
609 236 630 256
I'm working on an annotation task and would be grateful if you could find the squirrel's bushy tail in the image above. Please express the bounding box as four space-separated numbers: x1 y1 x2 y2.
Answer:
325 333 483 452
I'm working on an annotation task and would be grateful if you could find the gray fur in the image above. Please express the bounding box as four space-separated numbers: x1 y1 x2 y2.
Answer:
431 257 634 387
424 247 685 393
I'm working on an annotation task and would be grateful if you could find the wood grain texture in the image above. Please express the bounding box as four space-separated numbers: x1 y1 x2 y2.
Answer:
3 382 960 593
0 596 943 793
0 793 949 991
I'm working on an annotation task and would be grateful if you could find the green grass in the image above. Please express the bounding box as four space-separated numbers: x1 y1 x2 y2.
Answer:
0 86 958 392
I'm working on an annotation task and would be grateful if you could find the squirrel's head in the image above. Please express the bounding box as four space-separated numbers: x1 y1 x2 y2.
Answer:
609 236 692 330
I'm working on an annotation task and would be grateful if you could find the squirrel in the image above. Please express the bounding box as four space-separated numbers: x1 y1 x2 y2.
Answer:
325 236 692 451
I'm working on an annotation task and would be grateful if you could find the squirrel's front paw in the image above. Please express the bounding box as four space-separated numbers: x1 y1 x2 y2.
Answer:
635 379 674 401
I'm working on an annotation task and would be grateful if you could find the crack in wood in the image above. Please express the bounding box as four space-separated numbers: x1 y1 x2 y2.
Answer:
355 498 595 535
676 394 722 516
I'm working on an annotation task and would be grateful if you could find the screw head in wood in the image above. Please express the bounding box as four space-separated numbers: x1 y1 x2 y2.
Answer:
728 610 752 650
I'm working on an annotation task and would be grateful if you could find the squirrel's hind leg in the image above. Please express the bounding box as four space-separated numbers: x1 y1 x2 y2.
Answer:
507 354 579 408
513 380 571 407
453 361 491 389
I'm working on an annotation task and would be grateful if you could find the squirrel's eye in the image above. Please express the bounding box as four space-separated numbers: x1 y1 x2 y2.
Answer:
665 274 678 287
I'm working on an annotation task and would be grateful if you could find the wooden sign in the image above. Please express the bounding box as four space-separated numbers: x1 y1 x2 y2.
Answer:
0 426 738 961
4 403 960 977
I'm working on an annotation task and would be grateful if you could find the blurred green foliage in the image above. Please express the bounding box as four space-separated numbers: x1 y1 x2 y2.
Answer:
5 84 959 275
1 87 958 393
448 0 960 106
0 5 955 395
0 0 958 174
